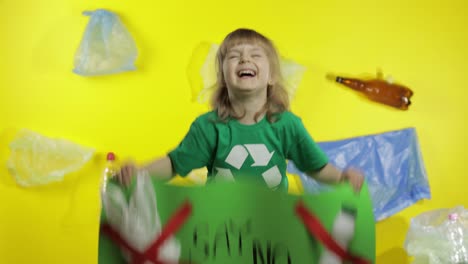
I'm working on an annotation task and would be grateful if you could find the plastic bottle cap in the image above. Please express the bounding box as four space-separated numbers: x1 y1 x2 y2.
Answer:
448 213 459 221
341 204 357 217
106 152 116 161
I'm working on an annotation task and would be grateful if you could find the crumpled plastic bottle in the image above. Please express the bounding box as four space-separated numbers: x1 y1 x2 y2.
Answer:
404 206 468 264
444 213 468 263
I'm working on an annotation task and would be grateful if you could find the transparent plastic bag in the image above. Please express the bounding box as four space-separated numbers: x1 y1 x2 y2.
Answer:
101 170 181 262
7 129 94 187
404 206 468 264
187 42 306 104
73 9 138 76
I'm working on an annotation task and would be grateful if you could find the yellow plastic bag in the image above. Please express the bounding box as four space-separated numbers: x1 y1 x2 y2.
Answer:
7 129 94 187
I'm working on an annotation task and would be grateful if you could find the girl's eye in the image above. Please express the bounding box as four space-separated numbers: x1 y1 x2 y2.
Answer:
252 54 262 58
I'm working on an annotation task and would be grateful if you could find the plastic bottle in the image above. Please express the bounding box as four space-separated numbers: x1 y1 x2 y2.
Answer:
445 213 468 263
101 152 118 196
319 205 357 264
329 72 414 110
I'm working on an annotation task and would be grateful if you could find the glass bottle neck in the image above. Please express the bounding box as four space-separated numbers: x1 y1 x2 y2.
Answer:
336 77 366 91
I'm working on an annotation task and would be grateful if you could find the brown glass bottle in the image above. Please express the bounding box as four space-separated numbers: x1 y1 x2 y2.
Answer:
334 76 413 110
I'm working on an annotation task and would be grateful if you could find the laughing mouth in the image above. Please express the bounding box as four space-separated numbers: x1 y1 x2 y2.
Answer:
237 69 256 78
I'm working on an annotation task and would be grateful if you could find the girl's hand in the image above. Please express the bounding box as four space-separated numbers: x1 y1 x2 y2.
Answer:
341 168 365 193
117 162 137 187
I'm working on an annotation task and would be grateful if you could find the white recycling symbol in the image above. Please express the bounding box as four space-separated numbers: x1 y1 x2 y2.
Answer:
215 144 282 189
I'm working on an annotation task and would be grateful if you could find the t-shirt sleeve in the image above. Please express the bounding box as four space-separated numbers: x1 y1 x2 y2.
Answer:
286 115 328 172
168 117 216 177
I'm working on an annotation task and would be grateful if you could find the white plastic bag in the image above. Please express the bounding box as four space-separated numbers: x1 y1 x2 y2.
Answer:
73 9 138 76
404 206 468 264
102 171 181 262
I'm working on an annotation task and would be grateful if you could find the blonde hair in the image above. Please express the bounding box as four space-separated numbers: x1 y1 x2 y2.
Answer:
211 28 289 123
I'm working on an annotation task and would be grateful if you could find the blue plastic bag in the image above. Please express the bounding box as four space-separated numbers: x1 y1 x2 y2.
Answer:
288 127 430 221
73 9 138 76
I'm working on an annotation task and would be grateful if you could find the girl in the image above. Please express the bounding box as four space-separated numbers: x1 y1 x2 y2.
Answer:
118 28 364 192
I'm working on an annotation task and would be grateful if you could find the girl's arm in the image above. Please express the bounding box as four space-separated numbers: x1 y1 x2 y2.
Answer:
306 163 342 183
140 156 174 179
118 156 174 186
306 163 364 192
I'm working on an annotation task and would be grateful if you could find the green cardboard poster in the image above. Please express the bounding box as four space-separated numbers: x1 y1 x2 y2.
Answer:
98 176 375 264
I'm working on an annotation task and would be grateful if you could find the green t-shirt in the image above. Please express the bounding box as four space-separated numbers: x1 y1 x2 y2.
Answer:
168 111 328 192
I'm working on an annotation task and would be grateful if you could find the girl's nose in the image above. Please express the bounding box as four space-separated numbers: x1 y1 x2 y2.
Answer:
240 55 250 63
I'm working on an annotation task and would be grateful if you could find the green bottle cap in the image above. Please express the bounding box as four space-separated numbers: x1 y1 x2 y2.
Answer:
341 203 357 217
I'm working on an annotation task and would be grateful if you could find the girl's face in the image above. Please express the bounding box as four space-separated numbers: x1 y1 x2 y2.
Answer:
222 43 271 96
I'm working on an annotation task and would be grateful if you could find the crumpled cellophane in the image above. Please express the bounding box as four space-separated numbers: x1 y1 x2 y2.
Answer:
7 129 94 187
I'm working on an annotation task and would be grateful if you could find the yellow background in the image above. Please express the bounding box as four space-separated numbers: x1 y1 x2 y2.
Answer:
1 0 467 263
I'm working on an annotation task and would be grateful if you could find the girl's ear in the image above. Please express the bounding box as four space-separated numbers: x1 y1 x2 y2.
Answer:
268 68 276 85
